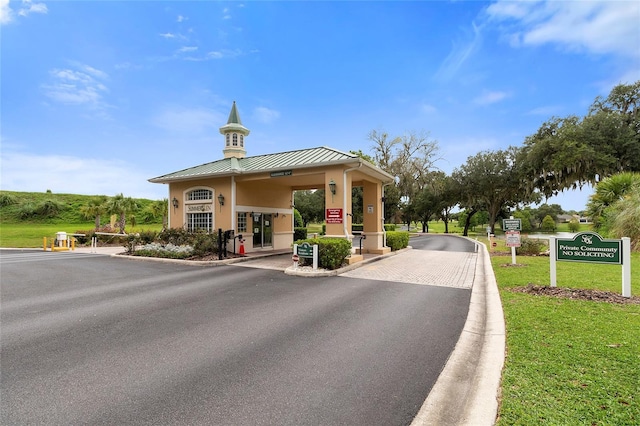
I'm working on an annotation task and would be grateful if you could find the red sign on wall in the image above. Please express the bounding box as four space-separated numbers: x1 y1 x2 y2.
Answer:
326 208 343 224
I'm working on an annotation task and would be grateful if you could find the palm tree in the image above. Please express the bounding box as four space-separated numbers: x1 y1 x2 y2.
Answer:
145 199 169 230
80 196 107 230
586 172 640 229
105 194 138 234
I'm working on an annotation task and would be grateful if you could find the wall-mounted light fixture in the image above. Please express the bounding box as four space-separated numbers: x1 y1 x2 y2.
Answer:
217 193 225 211
328 179 337 195
328 178 337 202
172 197 179 211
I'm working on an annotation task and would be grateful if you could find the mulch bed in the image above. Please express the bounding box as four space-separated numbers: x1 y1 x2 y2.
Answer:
510 284 640 305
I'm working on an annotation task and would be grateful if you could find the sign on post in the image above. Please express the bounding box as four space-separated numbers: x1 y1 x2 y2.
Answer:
505 231 521 247
293 242 318 270
550 232 631 298
297 242 313 258
556 232 621 264
502 219 522 231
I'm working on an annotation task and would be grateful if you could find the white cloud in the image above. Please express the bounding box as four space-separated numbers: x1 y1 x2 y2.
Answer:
17 0 47 17
0 0 13 24
151 107 224 134
159 32 176 39
486 0 640 59
1 0 47 24
473 90 511 105
0 151 167 200
435 21 483 81
177 46 198 53
177 15 187 23
253 107 280 124
42 63 110 112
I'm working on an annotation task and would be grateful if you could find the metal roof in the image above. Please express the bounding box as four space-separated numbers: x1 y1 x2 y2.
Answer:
149 146 393 183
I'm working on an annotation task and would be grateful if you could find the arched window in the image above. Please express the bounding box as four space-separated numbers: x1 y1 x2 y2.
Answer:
232 133 238 146
184 188 214 231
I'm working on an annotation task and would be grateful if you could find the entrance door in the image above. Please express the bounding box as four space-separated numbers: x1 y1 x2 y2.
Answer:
252 213 273 248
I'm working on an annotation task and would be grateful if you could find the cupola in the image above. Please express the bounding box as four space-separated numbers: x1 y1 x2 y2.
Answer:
219 101 250 159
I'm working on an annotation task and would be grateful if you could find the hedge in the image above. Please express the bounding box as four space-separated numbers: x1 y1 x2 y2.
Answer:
293 237 352 270
385 231 409 251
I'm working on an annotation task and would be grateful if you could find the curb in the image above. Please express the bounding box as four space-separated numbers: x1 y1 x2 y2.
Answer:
411 240 505 426
284 247 411 277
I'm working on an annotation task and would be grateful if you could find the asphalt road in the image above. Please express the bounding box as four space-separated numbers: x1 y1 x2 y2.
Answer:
1 244 471 425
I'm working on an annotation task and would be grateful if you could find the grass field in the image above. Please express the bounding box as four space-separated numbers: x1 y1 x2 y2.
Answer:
491 251 640 425
0 223 164 248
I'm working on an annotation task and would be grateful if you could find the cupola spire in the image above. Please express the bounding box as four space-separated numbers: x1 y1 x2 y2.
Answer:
219 101 250 159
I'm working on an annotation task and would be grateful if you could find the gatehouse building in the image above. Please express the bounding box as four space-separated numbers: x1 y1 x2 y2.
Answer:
149 102 394 256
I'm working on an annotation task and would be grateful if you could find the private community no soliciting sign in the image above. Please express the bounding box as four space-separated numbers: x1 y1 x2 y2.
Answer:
556 231 622 264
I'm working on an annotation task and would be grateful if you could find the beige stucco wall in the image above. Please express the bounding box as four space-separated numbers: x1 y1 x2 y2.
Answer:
164 163 391 254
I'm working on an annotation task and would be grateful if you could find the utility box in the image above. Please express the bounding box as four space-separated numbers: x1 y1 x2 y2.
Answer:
56 232 67 246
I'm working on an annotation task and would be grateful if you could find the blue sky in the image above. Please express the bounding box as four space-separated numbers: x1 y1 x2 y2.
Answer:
1 0 639 211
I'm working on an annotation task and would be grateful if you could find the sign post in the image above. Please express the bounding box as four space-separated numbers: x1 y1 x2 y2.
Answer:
503 217 522 265
294 242 318 270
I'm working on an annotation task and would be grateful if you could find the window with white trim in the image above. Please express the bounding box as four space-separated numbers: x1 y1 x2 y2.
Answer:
185 188 214 232
232 133 238 146
226 134 230 146
237 212 247 232
240 135 244 147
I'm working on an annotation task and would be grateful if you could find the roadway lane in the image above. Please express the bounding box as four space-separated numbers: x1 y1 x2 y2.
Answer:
1 250 470 425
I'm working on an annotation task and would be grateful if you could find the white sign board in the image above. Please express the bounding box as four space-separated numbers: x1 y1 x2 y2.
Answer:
505 230 521 247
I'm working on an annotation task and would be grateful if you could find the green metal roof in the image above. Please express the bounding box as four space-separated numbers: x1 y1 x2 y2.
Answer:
149 146 393 183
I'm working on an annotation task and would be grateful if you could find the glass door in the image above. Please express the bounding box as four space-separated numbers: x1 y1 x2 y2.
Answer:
252 213 273 248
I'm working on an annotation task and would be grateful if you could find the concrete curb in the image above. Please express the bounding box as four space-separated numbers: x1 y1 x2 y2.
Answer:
284 247 411 277
411 241 505 426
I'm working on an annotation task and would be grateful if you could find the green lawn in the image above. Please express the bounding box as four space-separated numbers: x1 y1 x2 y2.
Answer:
0 223 163 248
492 252 640 425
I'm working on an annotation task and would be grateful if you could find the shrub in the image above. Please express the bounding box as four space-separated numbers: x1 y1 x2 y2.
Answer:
138 230 157 244
158 228 193 246
0 193 17 207
516 238 548 256
74 230 95 245
384 223 397 231
293 237 352 270
133 242 194 259
36 199 64 218
294 227 308 241
18 203 37 219
321 224 326 235
124 233 141 254
568 218 580 233
386 231 409 251
191 231 218 257
294 209 304 228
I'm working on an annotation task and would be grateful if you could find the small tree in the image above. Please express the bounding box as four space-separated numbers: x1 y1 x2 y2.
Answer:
80 196 107 230
541 215 556 232
568 218 580 233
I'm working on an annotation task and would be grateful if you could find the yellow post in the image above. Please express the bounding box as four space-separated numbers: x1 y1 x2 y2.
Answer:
51 241 55 251
71 238 75 251
43 237 47 251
